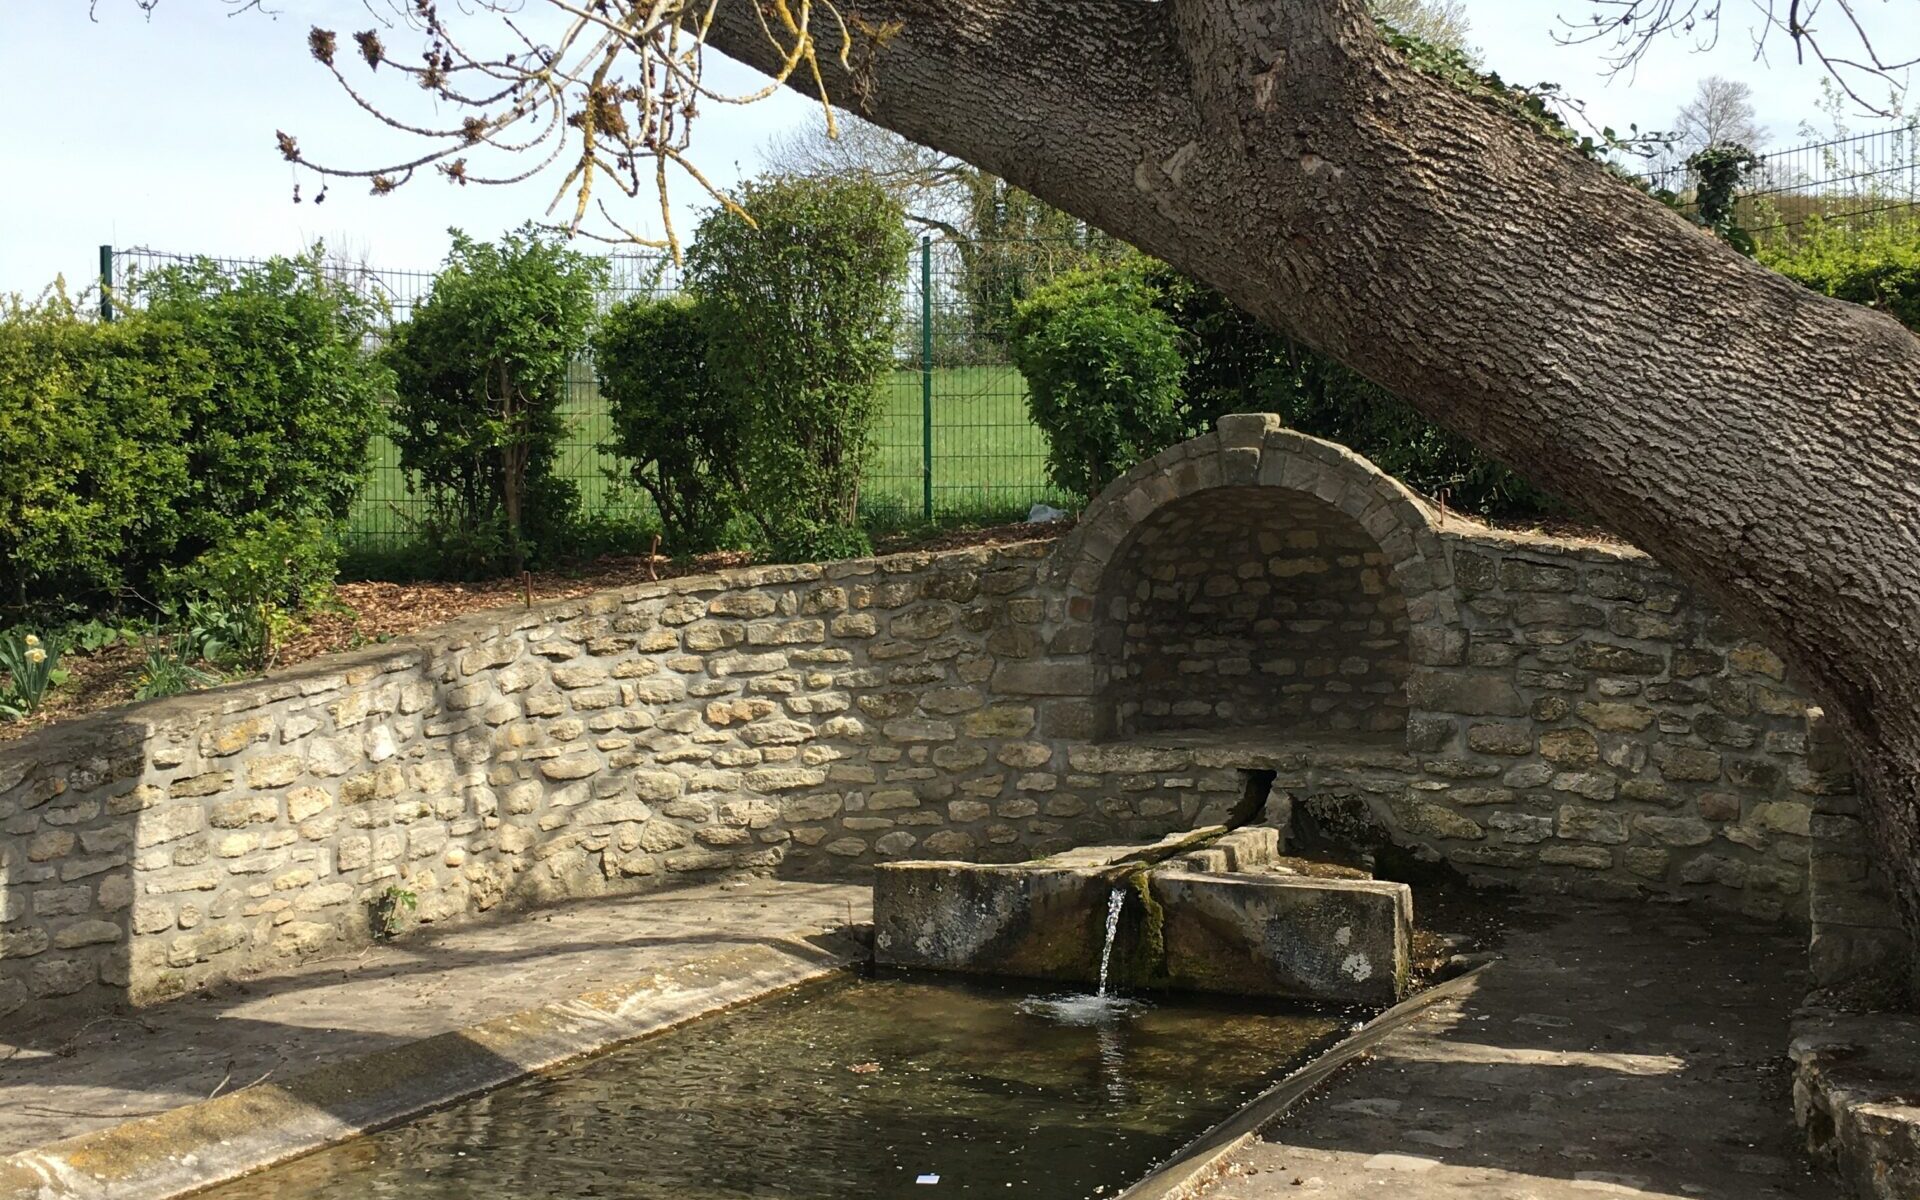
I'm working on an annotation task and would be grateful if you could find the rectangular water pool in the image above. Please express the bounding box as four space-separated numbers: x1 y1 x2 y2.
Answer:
193 973 1350 1199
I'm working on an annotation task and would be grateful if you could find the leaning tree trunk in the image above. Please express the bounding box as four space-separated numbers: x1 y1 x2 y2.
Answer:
707 0 1920 952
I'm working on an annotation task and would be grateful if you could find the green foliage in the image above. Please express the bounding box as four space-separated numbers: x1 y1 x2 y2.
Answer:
689 176 912 552
134 641 221 701
955 182 1127 353
1008 264 1190 499
1759 217 1920 332
1010 258 1554 516
1687 144 1766 255
0 630 66 718
371 886 418 939
0 295 201 609
595 295 746 554
166 516 340 672
386 225 607 576
2 250 381 617
135 249 391 551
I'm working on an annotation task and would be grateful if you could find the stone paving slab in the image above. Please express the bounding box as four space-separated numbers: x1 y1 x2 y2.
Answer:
0 879 868 1157
1187 900 1842 1200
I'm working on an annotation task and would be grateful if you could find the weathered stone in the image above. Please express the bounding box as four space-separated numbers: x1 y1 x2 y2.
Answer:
1406 672 1526 717
1653 745 1723 783
1634 815 1714 847
1538 729 1599 767
1576 701 1656 733
1466 724 1532 756
1558 805 1631 844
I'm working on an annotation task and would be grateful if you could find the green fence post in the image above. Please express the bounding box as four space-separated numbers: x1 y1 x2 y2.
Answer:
920 236 934 521
98 244 114 322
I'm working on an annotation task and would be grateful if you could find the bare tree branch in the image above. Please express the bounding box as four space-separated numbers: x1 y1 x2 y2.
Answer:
1558 0 1920 115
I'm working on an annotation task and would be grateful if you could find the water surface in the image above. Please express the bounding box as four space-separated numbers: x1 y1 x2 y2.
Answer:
197 973 1347 1200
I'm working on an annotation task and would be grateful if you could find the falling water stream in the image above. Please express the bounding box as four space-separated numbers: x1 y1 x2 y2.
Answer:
1096 884 1127 997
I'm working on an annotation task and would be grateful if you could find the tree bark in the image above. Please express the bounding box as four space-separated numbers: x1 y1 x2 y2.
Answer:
708 0 1920 957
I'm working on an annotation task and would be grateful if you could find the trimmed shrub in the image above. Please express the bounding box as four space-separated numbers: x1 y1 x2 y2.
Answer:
1760 217 1920 333
1009 263 1190 499
0 296 201 610
595 295 745 554
385 226 607 576
1011 257 1555 516
165 514 340 672
689 176 912 555
135 248 391 551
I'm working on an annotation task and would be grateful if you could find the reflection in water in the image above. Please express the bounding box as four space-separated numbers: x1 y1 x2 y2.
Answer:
198 974 1346 1200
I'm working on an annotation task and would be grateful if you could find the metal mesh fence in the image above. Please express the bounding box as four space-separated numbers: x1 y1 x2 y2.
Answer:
1638 122 1920 241
111 235 1087 550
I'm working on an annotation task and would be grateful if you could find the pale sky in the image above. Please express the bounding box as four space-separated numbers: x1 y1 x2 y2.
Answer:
1 0 1910 293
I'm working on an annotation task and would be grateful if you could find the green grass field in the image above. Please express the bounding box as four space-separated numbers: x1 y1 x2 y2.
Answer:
347 365 1063 545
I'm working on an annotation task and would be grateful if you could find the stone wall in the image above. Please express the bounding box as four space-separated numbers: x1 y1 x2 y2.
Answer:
1396 528 1833 916
0 548 1100 1020
0 419 1857 1023
1100 486 1409 736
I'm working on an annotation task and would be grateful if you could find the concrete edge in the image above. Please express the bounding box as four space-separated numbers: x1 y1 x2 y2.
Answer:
0 929 865 1200
1118 962 1494 1200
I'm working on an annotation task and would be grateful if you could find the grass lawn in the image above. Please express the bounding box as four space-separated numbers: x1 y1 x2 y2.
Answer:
348 365 1064 544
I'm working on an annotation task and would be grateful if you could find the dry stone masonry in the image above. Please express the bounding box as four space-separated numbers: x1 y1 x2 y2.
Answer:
1103 485 1409 736
0 417 1878 1022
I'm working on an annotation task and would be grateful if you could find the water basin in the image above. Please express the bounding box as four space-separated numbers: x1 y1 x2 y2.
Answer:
192 972 1348 1199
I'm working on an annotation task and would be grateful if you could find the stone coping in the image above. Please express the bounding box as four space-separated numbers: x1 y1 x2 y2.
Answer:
1791 1011 1920 1198
0 929 864 1200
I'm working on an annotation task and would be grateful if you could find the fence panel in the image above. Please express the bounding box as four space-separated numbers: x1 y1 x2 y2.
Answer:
1639 122 1920 242
113 239 1076 549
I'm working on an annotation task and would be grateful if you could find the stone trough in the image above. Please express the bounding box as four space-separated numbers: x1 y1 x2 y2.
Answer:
871 828 1413 1005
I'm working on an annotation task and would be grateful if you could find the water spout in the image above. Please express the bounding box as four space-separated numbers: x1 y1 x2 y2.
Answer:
1096 886 1126 998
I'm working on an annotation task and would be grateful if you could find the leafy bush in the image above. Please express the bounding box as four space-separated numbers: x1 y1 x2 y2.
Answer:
386 226 607 576
595 295 746 554
135 248 391 553
133 641 221 701
1009 264 1189 499
0 630 65 719
165 515 340 671
1010 258 1555 516
689 176 912 552
1760 217 1920 333
0 295 202 611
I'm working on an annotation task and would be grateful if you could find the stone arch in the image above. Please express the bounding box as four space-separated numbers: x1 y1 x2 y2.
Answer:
1048 415 1461 743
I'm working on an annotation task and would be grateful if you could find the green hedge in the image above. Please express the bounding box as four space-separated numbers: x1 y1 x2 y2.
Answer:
1760 217 1920 333
0 298 202 608
0 248 390 617
1010 258 1556 517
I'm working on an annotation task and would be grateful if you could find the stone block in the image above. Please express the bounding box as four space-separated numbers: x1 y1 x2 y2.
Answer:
1153 871 1411 1004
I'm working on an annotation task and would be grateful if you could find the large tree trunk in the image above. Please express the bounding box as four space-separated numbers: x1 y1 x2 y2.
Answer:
708 0 1920 954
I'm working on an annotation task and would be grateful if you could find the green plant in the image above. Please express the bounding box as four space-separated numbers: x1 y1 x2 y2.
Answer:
0 630 66 718
134 641 221 701
385 225 607 576
596 295 747 554
689 175 912 554
1008 262 1190 499
0 293 201 610
166 516 340 672
1009 257 1556 517
1760 216 1920 333
371 886 418 939
135 247 392 556
66 617 146 653
1687 143 1766 255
